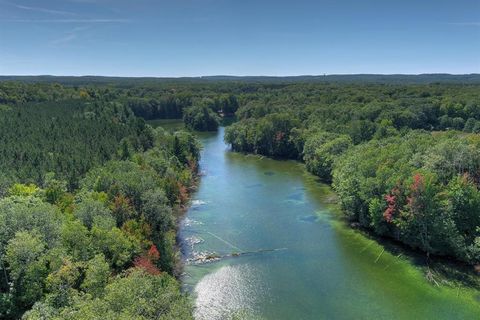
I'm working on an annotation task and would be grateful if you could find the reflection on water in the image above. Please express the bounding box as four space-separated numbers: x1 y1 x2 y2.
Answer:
194 264 265 320
180 127 480 320
191 199 207 205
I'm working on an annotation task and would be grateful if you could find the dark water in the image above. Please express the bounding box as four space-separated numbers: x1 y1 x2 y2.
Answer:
179 127 480 320
147 118 184 131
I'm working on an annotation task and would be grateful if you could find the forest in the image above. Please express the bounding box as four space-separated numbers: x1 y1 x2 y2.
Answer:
1 76 480 319
0 85 200 319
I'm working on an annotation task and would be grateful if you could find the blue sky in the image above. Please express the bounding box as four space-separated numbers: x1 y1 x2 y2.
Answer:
0 0 479 76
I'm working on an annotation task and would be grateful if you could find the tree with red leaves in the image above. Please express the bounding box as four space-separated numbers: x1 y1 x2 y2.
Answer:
384 193 396 223
408 173 426 211
147 244 160 262
133 256 161 275
134 245 161 275
383 187 403 223
402 172 441 253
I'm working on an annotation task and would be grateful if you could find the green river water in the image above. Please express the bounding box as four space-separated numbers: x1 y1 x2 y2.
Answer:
176 127 480 320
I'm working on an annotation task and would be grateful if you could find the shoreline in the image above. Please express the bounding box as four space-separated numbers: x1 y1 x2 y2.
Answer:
232 149 480 291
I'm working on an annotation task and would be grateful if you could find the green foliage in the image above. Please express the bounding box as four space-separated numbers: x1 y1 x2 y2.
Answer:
81 254 110 297
183 105 220 131
60 220 92 262
45 258 82 308
0 196 62 251
225 113 300 157
37 269 193 320
5 231 48 311
303 132 352 181
90 226 140 270
0 84 200 318
43 174 68 205
125 94 192 120
81 160 157 212
0 99 152 189
332 133 480 263
7 184 41 197
73 197 113 230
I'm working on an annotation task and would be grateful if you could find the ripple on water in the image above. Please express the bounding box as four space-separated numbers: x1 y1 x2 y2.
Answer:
191 199 208 211
184 236 204 249
194 264 265 320
182 218 203 227
192 199 207 206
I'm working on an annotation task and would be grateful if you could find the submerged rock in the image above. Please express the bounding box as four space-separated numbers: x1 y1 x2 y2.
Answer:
182 217 203 227
184 236 204 249
191 199 207 206
299 215 319 223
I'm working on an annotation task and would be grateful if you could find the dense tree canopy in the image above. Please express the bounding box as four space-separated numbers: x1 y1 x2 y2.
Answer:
332 132 480 263
183 105 220 131
0 100 153 190
0 84 199 319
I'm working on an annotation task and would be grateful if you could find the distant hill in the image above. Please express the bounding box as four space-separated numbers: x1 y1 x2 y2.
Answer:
0 74 479 85
202 74 480 84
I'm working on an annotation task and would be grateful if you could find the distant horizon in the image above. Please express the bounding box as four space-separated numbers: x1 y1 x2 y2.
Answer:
1 72 479 78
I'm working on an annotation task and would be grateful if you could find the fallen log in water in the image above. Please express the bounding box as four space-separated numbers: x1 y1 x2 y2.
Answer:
187 247 288 265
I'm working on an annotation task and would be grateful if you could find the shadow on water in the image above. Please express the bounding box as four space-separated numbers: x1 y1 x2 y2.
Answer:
220 116 237 126
146 118 184 131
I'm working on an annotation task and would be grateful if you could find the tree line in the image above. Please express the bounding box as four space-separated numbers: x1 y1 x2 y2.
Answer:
0 81 241 122
224 82 480 265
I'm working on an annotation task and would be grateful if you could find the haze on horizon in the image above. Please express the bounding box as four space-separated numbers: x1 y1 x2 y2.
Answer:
0 0 479 77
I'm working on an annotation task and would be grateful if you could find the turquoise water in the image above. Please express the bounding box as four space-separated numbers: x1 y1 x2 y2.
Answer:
179 127 480 320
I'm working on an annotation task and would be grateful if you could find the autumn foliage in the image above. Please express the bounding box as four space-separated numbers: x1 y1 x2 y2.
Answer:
383 193 396 223
147 244 160 261
110 194 135 225
134 245 161 275
383 186 403 223
407 173 425 212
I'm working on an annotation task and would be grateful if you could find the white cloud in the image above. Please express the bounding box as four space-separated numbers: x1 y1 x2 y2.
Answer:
2 18 130 23
0 0 78 16
50 33 77 45
49 25 92 46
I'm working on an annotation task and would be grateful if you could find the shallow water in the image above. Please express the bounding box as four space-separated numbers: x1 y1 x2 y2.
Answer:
179 127 480 320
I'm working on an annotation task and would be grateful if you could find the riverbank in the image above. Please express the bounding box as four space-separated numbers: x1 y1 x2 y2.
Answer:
179 127 480 320
300 163 480 290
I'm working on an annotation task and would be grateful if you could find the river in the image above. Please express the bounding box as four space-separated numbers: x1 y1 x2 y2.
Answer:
178 127 480 320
